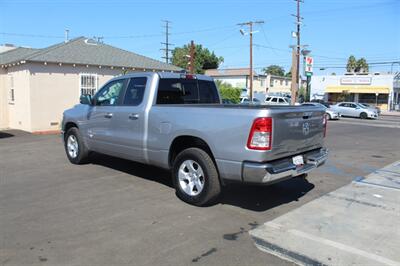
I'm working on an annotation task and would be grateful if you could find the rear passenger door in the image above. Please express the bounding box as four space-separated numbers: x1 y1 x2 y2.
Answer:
336 103 349 116
108 77 148 162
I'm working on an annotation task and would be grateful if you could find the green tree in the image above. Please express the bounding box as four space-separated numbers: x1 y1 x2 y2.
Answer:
355 58 369 73
171 43 223 74
346 55 357 73
262 65 285 76
285 70 292 78
215 80 241 103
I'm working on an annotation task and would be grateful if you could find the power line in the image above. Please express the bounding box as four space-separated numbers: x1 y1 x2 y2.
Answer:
0 32 64 39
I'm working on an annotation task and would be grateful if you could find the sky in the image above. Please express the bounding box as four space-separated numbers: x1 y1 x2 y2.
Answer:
1 0 399 75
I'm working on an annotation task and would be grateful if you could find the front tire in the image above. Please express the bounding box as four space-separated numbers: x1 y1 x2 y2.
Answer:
360 112 368 119
64 127 89 164
172 148 221 206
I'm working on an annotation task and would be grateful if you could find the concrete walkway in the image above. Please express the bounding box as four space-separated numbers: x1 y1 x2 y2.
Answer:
381 111 400 117
250 161 400 266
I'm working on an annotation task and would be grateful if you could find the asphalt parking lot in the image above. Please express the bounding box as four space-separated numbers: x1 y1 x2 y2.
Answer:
1 115 400 266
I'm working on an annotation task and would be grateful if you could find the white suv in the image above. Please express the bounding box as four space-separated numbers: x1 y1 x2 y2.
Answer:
265 96 290 105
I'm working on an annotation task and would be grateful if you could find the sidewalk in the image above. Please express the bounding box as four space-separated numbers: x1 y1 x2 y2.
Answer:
380 110 400 117
250 161 400 266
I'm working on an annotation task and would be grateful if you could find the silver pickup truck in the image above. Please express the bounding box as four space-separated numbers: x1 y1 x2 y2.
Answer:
62 72 328 206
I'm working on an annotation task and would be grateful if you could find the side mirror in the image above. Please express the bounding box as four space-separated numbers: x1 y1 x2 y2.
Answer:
80 94 93 105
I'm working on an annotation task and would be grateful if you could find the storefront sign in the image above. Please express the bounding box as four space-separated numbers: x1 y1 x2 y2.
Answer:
305 56 313 75
340 77 372 85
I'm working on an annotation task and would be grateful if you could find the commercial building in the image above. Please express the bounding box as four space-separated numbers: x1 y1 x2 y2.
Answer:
310 73 400 111
205 68 292 94
0 37 181 132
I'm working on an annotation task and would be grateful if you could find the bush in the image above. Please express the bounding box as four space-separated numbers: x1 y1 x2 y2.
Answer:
215 80 241 103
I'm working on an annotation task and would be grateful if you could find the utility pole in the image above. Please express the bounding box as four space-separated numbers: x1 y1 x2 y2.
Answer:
161 20 174 64
188 40 195 74
290 47 298 105
238 20 264 102
290 0 303 104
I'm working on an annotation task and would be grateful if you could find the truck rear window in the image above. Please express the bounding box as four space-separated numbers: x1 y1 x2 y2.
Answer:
156 79 220 104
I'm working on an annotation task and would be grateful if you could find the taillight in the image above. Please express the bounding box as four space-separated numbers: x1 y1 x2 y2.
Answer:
247 117 272 150
180 74 196 79
323 114 328 137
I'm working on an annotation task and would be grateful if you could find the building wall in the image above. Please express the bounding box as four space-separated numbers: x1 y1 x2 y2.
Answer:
0 68 9 129
265 76 291 94
1 65 32 131
310 74 395 110
214 76 247 89
212 76 267 94
28 62 123 132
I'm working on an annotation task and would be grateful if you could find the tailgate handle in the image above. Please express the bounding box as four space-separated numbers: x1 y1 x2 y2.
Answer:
303 115 310 119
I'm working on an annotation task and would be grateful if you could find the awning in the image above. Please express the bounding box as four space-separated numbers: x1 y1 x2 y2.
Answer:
326 86 390 94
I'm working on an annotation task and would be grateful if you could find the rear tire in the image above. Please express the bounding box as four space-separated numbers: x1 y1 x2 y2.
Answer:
172 148 221 206
360 112 367 119
64 127 89 164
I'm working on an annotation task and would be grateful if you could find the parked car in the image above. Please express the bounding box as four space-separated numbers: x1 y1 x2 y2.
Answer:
240 97 261 104
311 99 330 108
358 103 381 115
62 72 328 206
332 102 378 119
302 102 340 120
265 96 290 105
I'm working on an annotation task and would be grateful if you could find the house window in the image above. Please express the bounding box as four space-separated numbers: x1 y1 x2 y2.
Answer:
80 73 98 96
285 80 289 86
270 79 274 87
8 75 14 103
280 80 283 86
260 79 265 87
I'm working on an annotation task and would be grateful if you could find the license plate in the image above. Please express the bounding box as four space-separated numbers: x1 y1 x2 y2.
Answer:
292 155 304 166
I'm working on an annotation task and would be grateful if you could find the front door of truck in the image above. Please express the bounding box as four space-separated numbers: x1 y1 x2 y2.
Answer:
86 79 127 154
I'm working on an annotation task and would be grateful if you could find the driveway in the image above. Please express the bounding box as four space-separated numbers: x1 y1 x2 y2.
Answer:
1 116 400 266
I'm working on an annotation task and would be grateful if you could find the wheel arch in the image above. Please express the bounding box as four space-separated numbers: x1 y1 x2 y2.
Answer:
64 121 78 134
168 135 216 168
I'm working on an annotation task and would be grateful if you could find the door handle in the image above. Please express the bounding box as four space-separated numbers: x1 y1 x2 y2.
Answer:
104 113 113 119
129 113 139 120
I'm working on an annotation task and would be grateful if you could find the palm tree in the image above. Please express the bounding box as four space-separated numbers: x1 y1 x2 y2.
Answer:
356 58 369 73
346 55 357 73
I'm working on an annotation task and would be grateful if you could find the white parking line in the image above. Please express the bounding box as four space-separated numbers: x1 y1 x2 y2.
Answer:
250 161 400 266
276 225 400 266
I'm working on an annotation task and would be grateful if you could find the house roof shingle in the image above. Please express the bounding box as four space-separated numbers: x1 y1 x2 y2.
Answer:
0 37 181 71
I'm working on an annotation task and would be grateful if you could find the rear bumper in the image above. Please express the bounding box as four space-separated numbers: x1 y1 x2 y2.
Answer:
242 148 328 184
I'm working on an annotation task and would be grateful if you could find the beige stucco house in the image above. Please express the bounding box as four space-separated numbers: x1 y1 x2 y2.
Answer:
0 37 180 132
205 68 293 94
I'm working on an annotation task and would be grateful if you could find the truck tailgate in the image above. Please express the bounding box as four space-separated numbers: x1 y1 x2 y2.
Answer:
271 108 326 158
